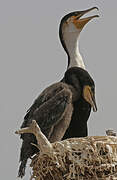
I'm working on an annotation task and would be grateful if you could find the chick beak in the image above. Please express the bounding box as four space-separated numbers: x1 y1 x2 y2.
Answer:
90 93 97 112
83 85 97 112
73 7 99 30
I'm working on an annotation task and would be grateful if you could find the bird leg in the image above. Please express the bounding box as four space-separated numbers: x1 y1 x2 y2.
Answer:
15 120 53 154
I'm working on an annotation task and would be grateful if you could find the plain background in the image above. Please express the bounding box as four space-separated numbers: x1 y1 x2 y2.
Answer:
0 0 117 179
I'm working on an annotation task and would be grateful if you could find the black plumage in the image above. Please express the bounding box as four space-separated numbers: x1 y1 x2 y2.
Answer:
18 67 97 178
63 97 91 139
63 67 97 139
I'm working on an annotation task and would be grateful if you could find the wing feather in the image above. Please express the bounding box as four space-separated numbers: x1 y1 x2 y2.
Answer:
21 82 72 138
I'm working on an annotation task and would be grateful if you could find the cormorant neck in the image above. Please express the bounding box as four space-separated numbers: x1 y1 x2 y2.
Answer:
68 42 85 69
63 30 85 69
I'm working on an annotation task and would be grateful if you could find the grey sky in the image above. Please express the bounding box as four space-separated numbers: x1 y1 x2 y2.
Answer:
0 0 117 179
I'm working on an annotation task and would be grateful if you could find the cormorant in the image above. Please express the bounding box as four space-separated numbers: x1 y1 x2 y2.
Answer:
18 67 97 178
18 7 98 178
58 7 99 139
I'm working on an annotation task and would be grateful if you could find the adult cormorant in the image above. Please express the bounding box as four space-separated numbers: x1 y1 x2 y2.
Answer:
18 7 98 178
58 7 99 139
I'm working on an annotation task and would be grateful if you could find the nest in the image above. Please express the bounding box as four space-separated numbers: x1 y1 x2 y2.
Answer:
16 121 117 180
30 136 117 180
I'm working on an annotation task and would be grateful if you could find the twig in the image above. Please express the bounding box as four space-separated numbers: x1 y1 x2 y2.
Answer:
15 120 53 154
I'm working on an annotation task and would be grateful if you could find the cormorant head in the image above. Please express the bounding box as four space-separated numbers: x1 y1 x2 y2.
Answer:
59 7 99 65
59 7 99 38
65 67 97 112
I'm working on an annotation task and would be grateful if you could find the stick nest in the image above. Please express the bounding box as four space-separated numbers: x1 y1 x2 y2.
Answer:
30 136 117 180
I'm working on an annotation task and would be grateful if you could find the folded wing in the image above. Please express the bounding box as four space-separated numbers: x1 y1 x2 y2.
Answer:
18 82 73 178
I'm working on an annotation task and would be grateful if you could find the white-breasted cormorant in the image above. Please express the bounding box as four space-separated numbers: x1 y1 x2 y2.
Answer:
18 7 98 178
58 7 99 139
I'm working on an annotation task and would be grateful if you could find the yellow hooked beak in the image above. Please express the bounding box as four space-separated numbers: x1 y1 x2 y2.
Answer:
73 7 99 30
83 85 97 112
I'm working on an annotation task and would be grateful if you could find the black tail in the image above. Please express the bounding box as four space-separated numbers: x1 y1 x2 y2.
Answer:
18 139 29 178
18 134 39 178
18 159 27 178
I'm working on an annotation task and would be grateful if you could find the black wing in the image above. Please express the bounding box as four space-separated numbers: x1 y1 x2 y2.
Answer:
30 84 72 137
21 82 71 134
18 82 73 178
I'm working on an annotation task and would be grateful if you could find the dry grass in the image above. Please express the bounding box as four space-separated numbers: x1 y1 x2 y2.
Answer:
30 136 117 180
